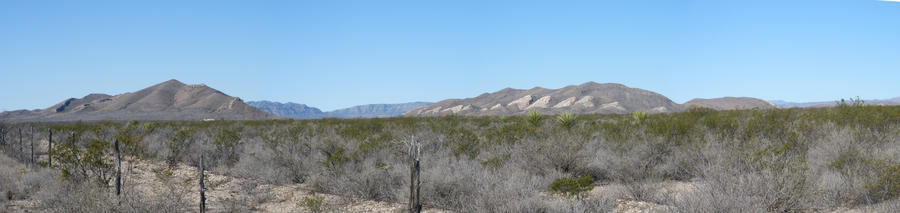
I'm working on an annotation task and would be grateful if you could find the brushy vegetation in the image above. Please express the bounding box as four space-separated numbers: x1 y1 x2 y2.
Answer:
1 103 900 212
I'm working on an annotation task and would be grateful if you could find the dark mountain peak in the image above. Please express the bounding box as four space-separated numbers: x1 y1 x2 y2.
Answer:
162 79 185 85
579 81 602 87
82 93 112 100
149 79 187 89
577 81 626 89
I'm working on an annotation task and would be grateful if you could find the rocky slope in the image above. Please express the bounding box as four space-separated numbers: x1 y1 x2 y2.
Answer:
0 79 275 122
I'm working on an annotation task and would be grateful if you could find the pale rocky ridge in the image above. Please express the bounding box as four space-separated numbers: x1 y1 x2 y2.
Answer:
405 82 778 117
552 97 576 108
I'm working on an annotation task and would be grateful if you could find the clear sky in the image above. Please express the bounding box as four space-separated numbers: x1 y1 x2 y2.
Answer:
1 0 899 111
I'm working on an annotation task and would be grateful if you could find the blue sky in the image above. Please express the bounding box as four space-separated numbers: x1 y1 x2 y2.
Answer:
1 0 899 111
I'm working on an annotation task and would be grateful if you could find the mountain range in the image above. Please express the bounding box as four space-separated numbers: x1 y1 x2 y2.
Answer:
247 101 432 119
769 97 900 108
4 79 892 122
404 82 775 116
0 79 274 122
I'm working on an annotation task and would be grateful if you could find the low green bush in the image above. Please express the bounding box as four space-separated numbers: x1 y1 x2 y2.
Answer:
299 195 326 212
550 175 595 198
866 160 900 202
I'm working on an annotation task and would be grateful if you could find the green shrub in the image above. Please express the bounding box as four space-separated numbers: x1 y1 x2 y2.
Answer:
632 111 647 124
212 127 243 167
556 112 576 130
481 153 510 171
550 175 595 198
167 128 193 168
527 111 543 127
322 146 349 170
866 160 900 202
299 195 326 212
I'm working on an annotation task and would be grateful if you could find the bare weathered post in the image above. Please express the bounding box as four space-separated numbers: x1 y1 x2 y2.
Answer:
48 129 52 167
30 126 34 167
19 128 23 161
70 132 81 173
408 136 414 212
200 154 206 213
115 138 121 197
408 136 421 213
415 150 421 213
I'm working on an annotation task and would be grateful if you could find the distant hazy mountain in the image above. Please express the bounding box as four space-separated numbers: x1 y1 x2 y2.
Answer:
0 79 275 122
685 97 776 110
406 82 684 116
327 102 432 118
770 97 900 108
246 101 324 119
248 101 432 119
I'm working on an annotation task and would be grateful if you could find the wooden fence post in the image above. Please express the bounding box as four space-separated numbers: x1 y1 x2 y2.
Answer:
19 128 23 161
48 129 52 168
408 136 421 213
115 138 121 197
70 132 83 175
30 126 34 167
200 154 206 213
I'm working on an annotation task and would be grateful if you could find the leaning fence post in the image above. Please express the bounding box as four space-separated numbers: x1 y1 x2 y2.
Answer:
115 138 121 197
408 136 421 213
200 154 206 213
